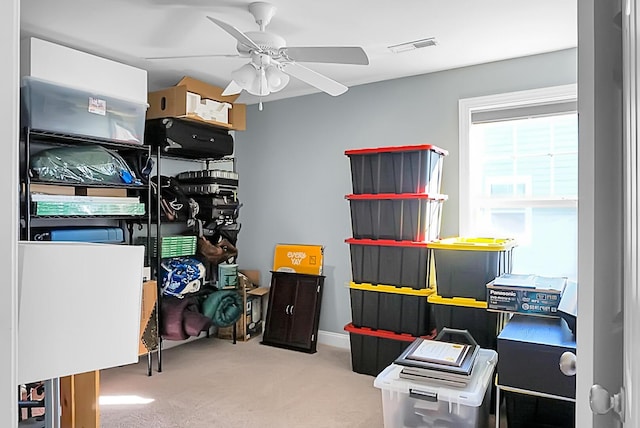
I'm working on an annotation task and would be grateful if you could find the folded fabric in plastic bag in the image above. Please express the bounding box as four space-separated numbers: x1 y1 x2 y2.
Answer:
30 145 141 185
160 296 212 341
201 289 242 328
161 257 205 298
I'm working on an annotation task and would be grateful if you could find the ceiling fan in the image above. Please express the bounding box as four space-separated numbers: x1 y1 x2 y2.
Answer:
156 2 369 98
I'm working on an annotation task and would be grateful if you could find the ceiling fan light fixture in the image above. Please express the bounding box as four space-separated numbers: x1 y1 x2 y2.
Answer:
247 67 270 97
265 65 289 92
207 2 365 100
231 63 257 88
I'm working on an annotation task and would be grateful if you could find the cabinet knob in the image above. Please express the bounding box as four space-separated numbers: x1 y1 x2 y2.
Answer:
559 351 577 376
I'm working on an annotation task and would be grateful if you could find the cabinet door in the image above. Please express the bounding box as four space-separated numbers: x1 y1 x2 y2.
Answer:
262 273 297 345
288 277 323 350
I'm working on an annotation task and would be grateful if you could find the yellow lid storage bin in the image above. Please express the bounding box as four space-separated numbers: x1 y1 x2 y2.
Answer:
428 237 516 301
428 237 516 251
427 293 498 350
427 294 488 309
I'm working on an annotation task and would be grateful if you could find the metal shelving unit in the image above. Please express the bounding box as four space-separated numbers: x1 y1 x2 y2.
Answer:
151 144 239 373
20 128 156 378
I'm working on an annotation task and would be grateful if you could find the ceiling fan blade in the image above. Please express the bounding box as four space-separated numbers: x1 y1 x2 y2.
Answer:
145 54 240 60
221 80 243 96
206 16 262 52
282 47 369 65
281 62 348 96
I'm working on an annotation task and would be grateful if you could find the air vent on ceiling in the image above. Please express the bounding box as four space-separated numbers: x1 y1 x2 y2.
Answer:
388 37 438 54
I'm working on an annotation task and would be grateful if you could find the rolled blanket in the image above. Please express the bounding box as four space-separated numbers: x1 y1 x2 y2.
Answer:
201 289 243 327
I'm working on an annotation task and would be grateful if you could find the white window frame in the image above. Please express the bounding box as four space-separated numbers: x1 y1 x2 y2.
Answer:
482 176 534 244
458 84 578 236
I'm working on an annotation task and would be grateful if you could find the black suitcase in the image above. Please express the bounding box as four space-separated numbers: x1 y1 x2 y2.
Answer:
145 118 234 159
180 183 238 196
177 169 239 186
177 169 239 195
194 196 240 222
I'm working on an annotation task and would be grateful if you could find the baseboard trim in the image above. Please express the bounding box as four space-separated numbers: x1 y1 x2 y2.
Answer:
160 328 351 351
317 330 350 350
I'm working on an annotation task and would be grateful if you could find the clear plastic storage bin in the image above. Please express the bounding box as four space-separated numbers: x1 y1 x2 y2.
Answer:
21 76 147 145
374 348 497 428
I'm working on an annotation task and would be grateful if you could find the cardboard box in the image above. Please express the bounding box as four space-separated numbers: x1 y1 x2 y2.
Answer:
217 287 270 341
139 280 158 355
239 269 261 287
75 187 128 197
217 270 269 341
147 76 246 131
273 244 324 275
29 183 76 196
486 274 567 316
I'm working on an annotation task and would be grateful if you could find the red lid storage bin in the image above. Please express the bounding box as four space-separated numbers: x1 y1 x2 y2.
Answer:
344 323 432 376
347 193 446 242
346 144 448 195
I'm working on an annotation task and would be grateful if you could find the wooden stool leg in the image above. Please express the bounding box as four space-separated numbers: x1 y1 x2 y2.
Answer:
60 371 100 428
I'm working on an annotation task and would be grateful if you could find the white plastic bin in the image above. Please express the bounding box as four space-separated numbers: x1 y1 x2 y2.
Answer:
374 348 497 428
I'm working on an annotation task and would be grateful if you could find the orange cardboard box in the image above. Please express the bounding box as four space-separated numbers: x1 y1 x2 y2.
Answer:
272 244 324 275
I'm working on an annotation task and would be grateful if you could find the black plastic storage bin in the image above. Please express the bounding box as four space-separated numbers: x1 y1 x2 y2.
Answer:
345 144 448 195
347 193 446 242
505 392 575 428
344 323 423 376
429 237 516 301
347 238 432 289
428 294 499 350
349 282 435 336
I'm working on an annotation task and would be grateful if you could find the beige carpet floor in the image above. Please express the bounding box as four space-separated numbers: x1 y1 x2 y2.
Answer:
99 337 384 428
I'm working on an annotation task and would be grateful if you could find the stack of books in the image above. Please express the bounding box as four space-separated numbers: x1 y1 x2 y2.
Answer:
394 338 480 387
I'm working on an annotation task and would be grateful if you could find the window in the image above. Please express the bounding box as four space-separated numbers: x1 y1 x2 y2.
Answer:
459 85 578 279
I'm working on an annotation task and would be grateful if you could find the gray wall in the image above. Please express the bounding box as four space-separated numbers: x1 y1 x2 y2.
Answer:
234 48 577 335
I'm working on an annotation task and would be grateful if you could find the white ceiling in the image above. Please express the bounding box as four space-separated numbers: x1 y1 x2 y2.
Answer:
20 0 577 104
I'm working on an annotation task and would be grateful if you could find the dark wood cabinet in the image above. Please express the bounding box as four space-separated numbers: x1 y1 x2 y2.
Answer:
261 271 324 353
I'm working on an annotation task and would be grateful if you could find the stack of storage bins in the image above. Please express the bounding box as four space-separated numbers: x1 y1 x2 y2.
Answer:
427 237 517 350
344 144 448 376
